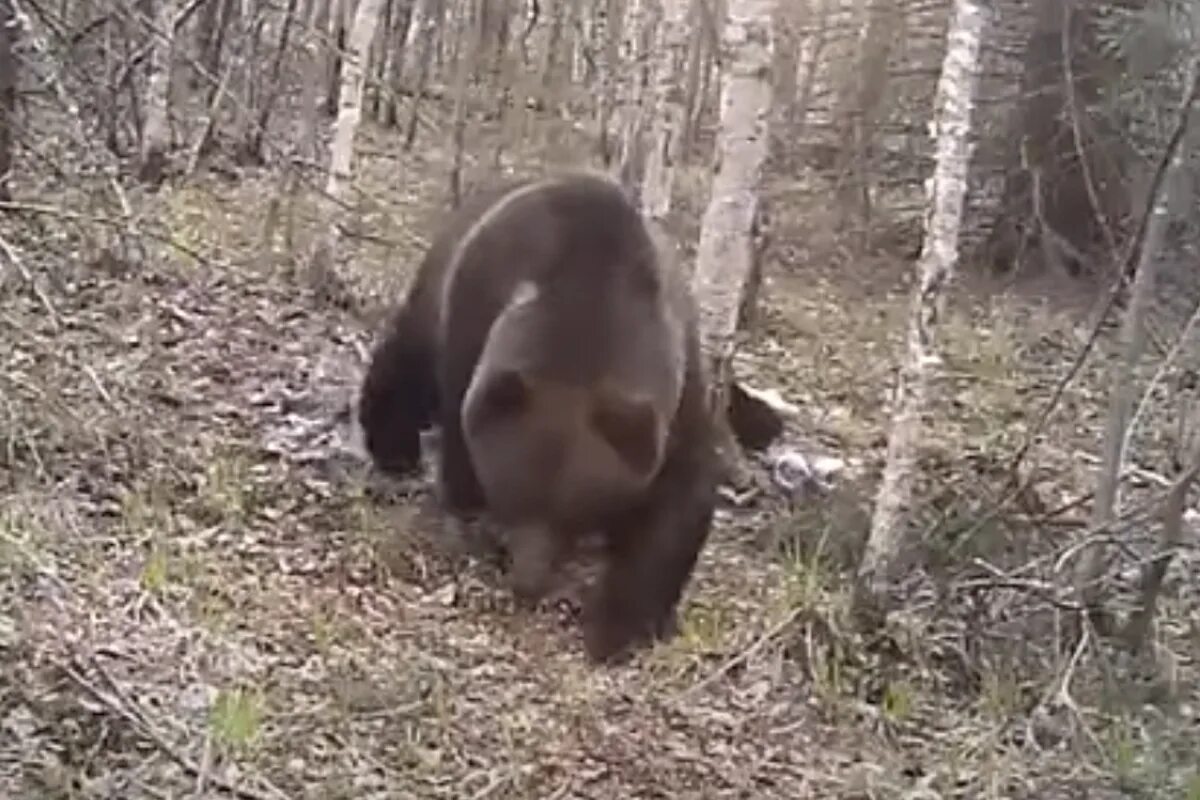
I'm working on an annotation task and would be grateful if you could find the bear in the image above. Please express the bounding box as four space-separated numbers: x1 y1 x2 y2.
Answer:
357 171 719 663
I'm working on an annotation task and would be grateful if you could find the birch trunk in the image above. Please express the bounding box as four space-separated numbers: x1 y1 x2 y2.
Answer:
596 0 624 162
301 0 332 160
306 0 385 291
138 0 178 186
640 0 691 221
246 0 300 161
615 0 649 197
449 0 482 206
0 0 15 201
691 0 773 436
857 0 987 612
401 0 435 91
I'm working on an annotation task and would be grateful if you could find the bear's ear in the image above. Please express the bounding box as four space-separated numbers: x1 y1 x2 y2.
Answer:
589 394 661 476
477 369 530 421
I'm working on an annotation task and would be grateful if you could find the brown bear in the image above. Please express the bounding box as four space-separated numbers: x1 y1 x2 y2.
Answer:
357 171 719 663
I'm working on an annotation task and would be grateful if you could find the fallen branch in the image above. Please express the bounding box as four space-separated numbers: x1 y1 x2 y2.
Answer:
61 654 286 800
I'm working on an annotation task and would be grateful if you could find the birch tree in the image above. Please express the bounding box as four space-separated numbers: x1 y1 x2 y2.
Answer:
615 0 650 197
691 0 773 445
856 0 987 615
640 0 691 221
138 0 178 186
306 0 386 291
301 0 333 160
596 0 625 162
449 0 482 206
0 0 15 202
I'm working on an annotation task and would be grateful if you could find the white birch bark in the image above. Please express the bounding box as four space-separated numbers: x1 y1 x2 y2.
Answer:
858 0 987 604
306 0 385 288
596 0 624 161
400 0 434 90
640 0 691 221
0 0 16 201
615 0 649 195
300 0 331 160
138 0 178 185
692 0 773 400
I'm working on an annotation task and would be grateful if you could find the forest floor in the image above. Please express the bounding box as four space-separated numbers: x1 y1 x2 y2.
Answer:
2 113 1198 799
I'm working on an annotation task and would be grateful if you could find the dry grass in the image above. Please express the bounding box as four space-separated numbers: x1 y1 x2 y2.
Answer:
2 106 1198 800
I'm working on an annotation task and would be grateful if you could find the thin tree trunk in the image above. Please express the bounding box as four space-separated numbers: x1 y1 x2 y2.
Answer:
791 0 829 141
401 0 435 91
307 0 386 291
449 0 481 206
301 0 332 160
678 0 704 155
1121 411 1200 653
691 0 773 465
0 0 16 202
856 0 987 617
370 0 394 119
616 0 650 200
138 0 178 186
403 0 442 148
325 0 346 116
247 0 301 159
383 0 414 125
1076 58 1200 634
596 0 624 163
641 0 690 222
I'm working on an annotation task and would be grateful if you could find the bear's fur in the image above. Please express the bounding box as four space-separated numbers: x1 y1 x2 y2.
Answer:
358 172 719 663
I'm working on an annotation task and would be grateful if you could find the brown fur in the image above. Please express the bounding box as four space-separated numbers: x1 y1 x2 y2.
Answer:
358 172 719 663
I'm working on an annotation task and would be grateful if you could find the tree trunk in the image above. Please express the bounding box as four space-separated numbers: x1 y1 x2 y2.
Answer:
596 0 624 163
691 0 773 466
616 0 651 202
403 0 442 148
307 0 386 292
832 0 900 229
790 0 830 142
0 0 16 202
449 0 482 206
640 0 690 222
677 0 704 155
247 0 301 160
1076 58 1200 636
138 0 178 186
856 0 988 619
401 0 436 91
324 0 347 117
301 0 333 161
958 0 1031 270
382 0 414 125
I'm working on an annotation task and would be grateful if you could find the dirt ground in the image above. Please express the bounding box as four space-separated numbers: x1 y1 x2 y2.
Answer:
2 114 1197 799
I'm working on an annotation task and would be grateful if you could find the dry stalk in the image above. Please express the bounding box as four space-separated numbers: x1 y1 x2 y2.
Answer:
62 655 285 800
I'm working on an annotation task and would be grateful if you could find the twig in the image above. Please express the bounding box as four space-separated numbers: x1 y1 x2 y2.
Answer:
0 200 212 265
1011 55 1200 476
61 655 287 800
469 769 514 800
0 232 61 330
194 732 213 798
680 604 805 698
1123 296 1200 460
1059 4 1120 263
1046 623 1105 757
954 575 1080 611
1073 451 1172 489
